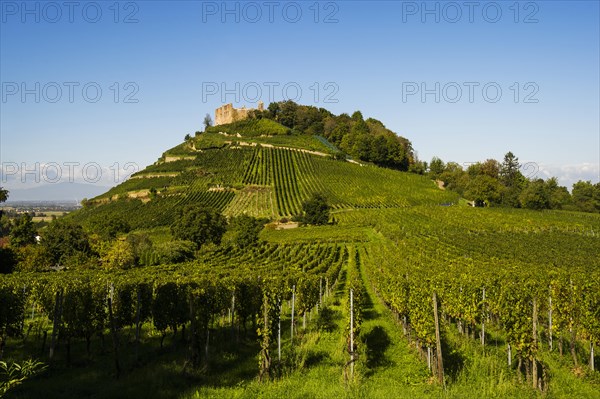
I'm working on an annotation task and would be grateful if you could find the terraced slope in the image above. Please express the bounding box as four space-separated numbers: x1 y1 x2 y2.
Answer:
72 136 457 228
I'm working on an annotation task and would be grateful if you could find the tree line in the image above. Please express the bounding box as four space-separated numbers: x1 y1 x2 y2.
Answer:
423 152 599 212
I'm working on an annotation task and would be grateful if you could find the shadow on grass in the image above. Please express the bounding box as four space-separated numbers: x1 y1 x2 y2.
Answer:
201 332 260 386
441 333 466 382
11 326 261 399
316 305 341 332
363 326 392 373
361 284 379 321
304 350 329 368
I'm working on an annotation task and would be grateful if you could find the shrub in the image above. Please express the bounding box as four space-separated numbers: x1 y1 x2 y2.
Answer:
154 240 196 264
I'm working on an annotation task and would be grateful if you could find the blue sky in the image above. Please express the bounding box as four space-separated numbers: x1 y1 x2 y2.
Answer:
1 0 599 195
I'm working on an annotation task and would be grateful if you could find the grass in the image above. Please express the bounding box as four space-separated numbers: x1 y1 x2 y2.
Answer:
540 351 600 398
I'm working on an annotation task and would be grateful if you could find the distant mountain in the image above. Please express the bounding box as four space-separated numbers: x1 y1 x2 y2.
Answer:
6 182 112 202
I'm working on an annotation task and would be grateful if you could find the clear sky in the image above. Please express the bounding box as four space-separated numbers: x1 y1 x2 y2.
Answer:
1 0 599 194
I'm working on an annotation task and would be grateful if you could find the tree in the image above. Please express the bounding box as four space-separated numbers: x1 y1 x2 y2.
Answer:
0 216 10 238
439 163 468 194
572 180 600 213
465 175 503 206
0 247 17 273
386 135 410 171
203 114 213 130
480 159 501 179
102 240 135 270
0 187 8 220
267 102 280 119
126 233 153 264
184 133 192 141
371 135 389 164
351 111 364 122
294 105 324 134
170 205 227 248
155 240 196 264
227 215 266 248
351 119 369 136
500 151 521 187
0 187 8 203
41 220 91 266
519 179 550 210
9 213 36 247
15 245 51 272
429 157 445 179
277 100 298 128
352 134 373 161
409 160 428 175
500 152 526 207
91 216 130 240
545 177 571 210
301 193 330 225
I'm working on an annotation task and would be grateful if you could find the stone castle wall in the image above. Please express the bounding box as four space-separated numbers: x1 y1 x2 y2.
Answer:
215 102 264 126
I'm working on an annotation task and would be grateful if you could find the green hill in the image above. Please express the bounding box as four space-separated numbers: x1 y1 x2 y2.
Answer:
73 133 457 229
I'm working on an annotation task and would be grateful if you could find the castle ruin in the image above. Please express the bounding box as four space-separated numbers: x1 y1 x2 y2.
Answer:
214 101 264 126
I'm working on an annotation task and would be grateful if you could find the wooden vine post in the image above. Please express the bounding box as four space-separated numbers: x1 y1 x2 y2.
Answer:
590 342 595 372
134 288 142 363
532 297 538 389
231 293 235 327
259 292 272 381
548 290 553 351
107 284 121 379
350 288 354 379
481 287 486 346
230 292 236 340
432 292 444 384
319 277 323 312
49 288 63 361
291 285 295 341
188 291 199 368
278 297 281 362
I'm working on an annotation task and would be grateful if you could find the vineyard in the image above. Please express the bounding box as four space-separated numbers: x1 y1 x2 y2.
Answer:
2 135 599 398
4 205 599 397
73 139 456 228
